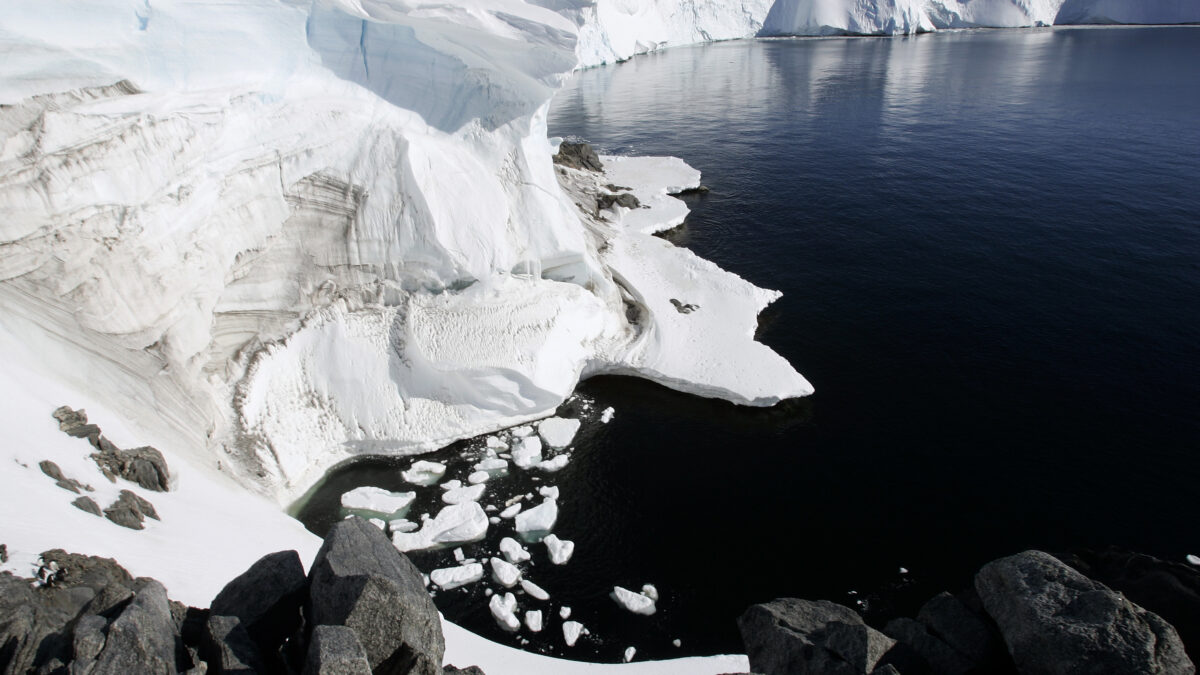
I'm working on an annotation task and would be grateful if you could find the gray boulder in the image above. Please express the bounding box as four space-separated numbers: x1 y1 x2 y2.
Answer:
304 625 372 675
553 142 604 172
103 490 159 530
883 617 971 675
52 406 100 440
975 550 1195 675
738 598 896 675
202 614 266 674
72 497 102 517
70 614 109 671
91 445 171 492
85 579 179 675
210 550 306 656
39 460 87 493
916 591 1004 667
443 667 486 674
308 518 443 675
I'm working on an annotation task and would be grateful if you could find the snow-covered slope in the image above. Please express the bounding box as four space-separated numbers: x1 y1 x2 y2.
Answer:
760 0 1197 35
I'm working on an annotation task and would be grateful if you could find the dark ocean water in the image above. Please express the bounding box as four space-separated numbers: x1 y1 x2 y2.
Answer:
298 27 1200 663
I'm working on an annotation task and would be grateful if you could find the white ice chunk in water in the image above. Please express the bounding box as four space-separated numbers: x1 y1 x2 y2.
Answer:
537 417 581 448
520 579 549 601
340 487 416 517
443 483 486 505
624 647 636 663
515 499 557 536
563 621 585 647
453 548 465 562
474 457 509 476
559 606 571 619
489 592 520 633
600 407 615 423
512 426 534 437
489 517 501 525
467 471 491 485
543 534 574 565
486 436 508 450
441 480 462 491
388 519 418 534
525 610 543 632
391 502 488 552
611 586 657 615
402 460 446 487
641 584 659 601
500 503 523 519
490 557 521 588
512 436 543 469
369 518 386 530
673 639 682 648
536 454 570 472
499 537 531 564
537 486 559 500
1188 554 1200 566
431 563 484 590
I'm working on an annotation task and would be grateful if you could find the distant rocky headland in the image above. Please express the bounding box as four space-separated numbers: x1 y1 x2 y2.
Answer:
3 513 1196 674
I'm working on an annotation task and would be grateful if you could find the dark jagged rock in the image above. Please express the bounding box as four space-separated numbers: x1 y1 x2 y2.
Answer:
443 666 485 674
91 445 171 492
72 496 102 517
308 517 443 675
71 614 109 665
0 544 6 563
604 183 631 192
103 490 159 530
669 298 698 314
596 192 641 211
1058 547 1200 661
883 617 971 675
84 579 179 675
975 550 1195 675
39 460 87 493
304 625 372 675
738 598 896 675
203 614 267 674
916 591 1007 670
210 550 307 656
553 142 604 172
52 406 100 440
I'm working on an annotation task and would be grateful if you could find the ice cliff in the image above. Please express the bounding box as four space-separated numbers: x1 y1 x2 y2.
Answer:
0 0 812 506
760 0 1200 35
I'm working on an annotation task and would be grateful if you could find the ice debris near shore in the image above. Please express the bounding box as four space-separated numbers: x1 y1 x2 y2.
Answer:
491 557 521 588
537 417 581 448
431 563 484 590
391 502 488 552
521 579 550 601
525 610 544 633
515 499 558 537
402 460 446 487
500 537 531 564
490 592 521 633
563 621 587 647
544 534 575 565
340 487 415 518
611 585 657 615
600 407 615 423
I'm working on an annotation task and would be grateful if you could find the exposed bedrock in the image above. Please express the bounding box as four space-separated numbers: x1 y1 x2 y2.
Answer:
741 549 1197 675
0 517 447 675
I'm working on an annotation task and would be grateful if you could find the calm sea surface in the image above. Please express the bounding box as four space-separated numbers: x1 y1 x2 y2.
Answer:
299 27 1200 662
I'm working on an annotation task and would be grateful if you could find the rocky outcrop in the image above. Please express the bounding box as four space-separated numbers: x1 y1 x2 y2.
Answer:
103 489 160 530
976 550 1194 675
552 142 604 172
741 549 1196 675
738 598 898 675
0 518 444 674
51 406 171 492
308 518 444 675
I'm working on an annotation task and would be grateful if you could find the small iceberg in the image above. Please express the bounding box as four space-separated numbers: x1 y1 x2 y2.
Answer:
515 499 557 538
490 557 521 588
430 563 484 590
442 483 485 505
563 620 585 647
611 585 656 615
543 534 574 565
340 486 416 518
525 610 543 633
402 460 446 486
537 417 581 448
391 502 488 552
600 407 615 423
489 592 520 633
499 537 531 564
536 454 570 472
520 579 549 601
512 436 543 469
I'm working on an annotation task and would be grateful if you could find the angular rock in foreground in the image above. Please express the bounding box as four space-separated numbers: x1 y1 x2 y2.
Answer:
304 624 372 675
308 517 443 675
210 549 307 656
975 550 1195 675
738 598 896 675
85 579 178 675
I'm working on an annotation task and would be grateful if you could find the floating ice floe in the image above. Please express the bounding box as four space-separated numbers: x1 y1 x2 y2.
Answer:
559 606 571 619
673 639 682 648
525 610 543 633
900 567 909 574
536 454 570 472
340 487 416 518
369 518 386 530
443 484 486 505
1188 554 1200 566
431 563 484 590
489 592 521 633
486 436 508 450
624 647 636 663
538 486 560 500
538 417 581 448
441 480 463 491
402 460 446 487
512 426 534 438
641 584 659 602
388 519 418 533
543 534 574 565
500 503 523 519
500 537 531 564
563 621 586 647
512 437 544 469
491 557 521 588
454 548 465 562
515 499 558 537
601 407 615 423
611 586 657 615
474 457 509 477
391 502 488 552
520 579 549 601
489 517 501 525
